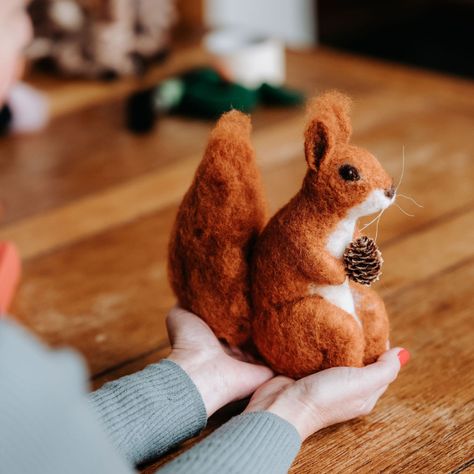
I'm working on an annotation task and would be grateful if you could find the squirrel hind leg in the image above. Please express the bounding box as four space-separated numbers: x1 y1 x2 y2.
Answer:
183 286 252 346
351 282 389 365
253 297 365 378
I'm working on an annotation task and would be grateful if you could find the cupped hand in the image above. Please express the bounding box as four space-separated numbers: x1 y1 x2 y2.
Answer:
245 348 409 440
166 306 273 416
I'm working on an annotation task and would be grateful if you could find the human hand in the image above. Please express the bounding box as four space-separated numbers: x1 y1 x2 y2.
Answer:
245 348 409 440
166 306 273 417
0 0 32 100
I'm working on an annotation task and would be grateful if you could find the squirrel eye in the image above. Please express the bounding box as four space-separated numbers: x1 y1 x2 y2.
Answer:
339 164 360 181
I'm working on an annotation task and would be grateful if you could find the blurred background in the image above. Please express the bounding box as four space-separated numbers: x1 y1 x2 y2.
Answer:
0 2 473 471
207 0 473 77
0 0 472 139
1 0 471 138
25 0 474 78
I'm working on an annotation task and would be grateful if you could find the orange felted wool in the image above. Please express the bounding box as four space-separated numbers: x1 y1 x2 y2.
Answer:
168 111 267 345
168 91 394 377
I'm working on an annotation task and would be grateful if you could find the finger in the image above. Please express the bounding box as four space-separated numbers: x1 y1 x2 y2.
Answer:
228 345 261 364
238 350 261 364
360 384 388 416
247 375 294 406
227 345 244 358
239 360 275 387
165 305 190 343
222 344 248 361
359 347 407 390
167 305 218 347
240 339 266 363
369 384 389 405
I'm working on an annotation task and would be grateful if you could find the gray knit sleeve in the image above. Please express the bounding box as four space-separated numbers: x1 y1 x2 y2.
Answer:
157 411 302 474
0 319 132 474
89 359 207 465
1 317 300 474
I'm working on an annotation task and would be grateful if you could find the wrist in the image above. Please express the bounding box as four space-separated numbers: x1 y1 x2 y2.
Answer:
247 396 323 441
167 350 229 417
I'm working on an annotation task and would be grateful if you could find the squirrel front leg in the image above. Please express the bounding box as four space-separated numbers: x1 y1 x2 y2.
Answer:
297 247 347 286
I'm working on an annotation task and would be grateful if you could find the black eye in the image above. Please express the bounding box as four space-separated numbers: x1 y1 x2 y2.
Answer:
339 164 360 181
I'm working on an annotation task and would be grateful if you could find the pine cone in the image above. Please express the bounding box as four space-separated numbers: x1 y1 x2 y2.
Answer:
343 236 383 286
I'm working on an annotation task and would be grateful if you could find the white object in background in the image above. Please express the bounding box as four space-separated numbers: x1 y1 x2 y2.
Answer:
204 30 285 88
205 0 316 47
8 82 49 133
49 0 84 32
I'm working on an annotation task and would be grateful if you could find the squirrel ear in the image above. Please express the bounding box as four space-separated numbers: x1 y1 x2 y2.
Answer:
304 120 333 171
304 91 353 171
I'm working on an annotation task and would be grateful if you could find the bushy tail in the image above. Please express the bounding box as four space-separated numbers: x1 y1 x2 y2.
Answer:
168 110 267 345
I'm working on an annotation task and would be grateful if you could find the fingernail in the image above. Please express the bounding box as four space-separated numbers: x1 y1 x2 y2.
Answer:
398 349 410 367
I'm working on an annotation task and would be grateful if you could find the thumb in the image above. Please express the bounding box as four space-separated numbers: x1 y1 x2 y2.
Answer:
166 306 192 343
166 305 218 347
359 347 409 389
231 360 275 398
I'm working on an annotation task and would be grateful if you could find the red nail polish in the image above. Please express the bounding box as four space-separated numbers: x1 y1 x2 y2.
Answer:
398 349 410 367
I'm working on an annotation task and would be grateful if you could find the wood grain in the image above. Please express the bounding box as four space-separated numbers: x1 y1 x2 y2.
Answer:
137 259 474 474
9 138 473 380
3 94 472 260
1 48 473 473
290 259 474 473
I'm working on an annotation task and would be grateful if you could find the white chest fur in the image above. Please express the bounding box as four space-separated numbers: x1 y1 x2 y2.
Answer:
308 212 360 325
308 278 358 322
326 216 357 258
307 189 392 325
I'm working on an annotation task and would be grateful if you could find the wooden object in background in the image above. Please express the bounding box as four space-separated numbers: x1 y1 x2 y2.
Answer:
176 0 204 31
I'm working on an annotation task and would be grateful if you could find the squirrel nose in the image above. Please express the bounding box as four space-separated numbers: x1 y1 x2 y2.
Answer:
384 185 395 199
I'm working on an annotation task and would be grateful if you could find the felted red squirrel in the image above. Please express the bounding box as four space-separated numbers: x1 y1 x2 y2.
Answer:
168 91 394 378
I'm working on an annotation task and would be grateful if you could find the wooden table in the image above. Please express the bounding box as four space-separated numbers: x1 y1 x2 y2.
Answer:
0 47 473 473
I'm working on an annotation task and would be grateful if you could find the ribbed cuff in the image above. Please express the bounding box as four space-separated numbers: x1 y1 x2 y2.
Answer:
89 359 207 465
159 411 301 474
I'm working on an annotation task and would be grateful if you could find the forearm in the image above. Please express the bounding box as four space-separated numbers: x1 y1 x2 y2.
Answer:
0 319 132 474
156 412 301 474
89 359 207 465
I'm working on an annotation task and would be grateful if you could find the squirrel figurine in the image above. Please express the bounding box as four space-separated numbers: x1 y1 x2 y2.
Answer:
168 91 394 378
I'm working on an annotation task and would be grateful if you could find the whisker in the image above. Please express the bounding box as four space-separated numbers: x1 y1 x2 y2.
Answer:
360 209 384 232
374 209 385 242
396 145 406 192
397 193 424 208
362 146 412 242
394 202 415 217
